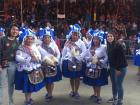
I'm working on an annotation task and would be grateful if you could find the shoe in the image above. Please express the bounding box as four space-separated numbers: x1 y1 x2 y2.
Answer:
117 99 123 105
69 91 75 97
112 99 118 105
74 92 80 99
107 98 117 103
107 98 114 103
24 101 31 105
9 98 14 105
89 95 97 100
46 96 53 102
95 97 102 104
45 93 48 98
29 98 34 104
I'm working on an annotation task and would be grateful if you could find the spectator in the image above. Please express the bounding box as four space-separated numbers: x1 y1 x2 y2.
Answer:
106 31 128 105
0 25 20 105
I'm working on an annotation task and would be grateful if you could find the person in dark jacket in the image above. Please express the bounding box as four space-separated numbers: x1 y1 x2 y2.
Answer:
106 31 128 105
0 25 20 105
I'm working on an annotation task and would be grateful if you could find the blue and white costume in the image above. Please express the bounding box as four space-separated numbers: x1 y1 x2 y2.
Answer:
83 45 108 86
134 33 140 66
134 49 140 66
83 28 94 49
15 29 45 93
0 27 5 38
38 29 62 84
62 24 86 78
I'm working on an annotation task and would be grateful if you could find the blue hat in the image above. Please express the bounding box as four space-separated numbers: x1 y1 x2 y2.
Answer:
44 28 51 37
72 24 81 33
93 29 100 36
0 27 5 33
66 30 72 39
66 24 81 39
42 28 56 43
98 31 104 42
50 28 55 40
37 27 54 40
98 30 106 44
93 29 106 44
86 28 94 36
19 28 36 43
37 28 44 38
19 27 27 43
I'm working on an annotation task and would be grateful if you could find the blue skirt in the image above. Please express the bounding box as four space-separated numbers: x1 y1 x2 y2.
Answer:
83 68 108 86
134 54 140 66
62 60 86 79
44 65 62 84
15 70 46 93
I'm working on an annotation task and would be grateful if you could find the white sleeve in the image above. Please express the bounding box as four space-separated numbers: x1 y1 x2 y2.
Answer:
81 49 92 61
38 46 46 57
53 43 61 60
16 50 31 63
61 46 67 59
80 41 87 57
99 46 108 64
61 46 72 60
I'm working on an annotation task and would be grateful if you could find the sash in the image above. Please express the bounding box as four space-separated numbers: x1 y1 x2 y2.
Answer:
42 63 57 77
85 48 104 79
19 45 41 62
28 68 44 84
67 41 83 71
41 43 58 77
86 64 101 79
67 59 82 71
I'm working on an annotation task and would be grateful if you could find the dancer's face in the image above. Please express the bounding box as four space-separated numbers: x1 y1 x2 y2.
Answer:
71 32 79 42
24 36 34 46
43 35 51 45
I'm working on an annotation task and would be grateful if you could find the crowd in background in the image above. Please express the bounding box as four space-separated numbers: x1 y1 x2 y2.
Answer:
0 0 140 56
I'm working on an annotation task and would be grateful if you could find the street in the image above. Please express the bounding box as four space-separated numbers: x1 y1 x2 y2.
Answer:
2 60 140 105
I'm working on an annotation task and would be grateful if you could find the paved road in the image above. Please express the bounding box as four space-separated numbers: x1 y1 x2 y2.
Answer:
2 60 140 105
